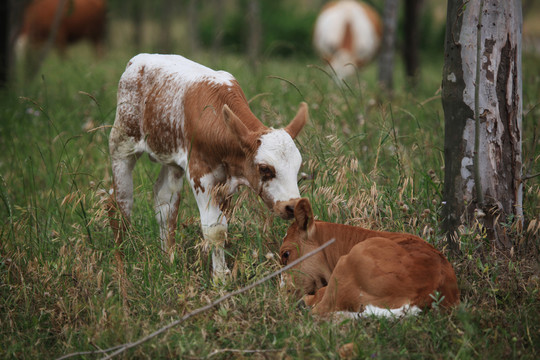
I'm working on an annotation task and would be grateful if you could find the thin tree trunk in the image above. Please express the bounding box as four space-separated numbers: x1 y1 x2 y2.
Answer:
24 0 67 80
212 0 224 56
132 0 144 53
247 0 261 69
378 0 399 91
159 0 173 53
6 0 30 85
442 0 523 252
0 0 8 87
188 0 199 55
403 0 424 81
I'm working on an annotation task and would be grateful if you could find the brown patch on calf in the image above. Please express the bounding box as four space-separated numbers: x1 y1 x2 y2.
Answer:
341 21 354 53
182 80 265 193
142 81 181 156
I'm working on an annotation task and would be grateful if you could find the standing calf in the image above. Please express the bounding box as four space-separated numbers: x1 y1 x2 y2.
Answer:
313 0 382 79
109 54 308 278
280 199 459 318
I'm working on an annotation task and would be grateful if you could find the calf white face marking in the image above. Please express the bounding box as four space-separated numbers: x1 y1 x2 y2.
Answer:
254 129 302 204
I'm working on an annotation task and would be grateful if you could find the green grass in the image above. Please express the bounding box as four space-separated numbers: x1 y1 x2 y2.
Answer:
1 37 539 359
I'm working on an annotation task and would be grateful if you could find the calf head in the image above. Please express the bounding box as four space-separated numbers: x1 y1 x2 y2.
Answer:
279 198 330 297
222 103 308 220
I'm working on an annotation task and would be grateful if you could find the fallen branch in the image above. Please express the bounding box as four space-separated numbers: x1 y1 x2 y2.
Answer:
522 172 540 181
57 238 336 360
207 348 281 358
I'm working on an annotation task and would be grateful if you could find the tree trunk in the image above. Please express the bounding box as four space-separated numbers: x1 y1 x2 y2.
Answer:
247 0 261 69
442 0 523 252
5 0 29 85
188 0 200 55
132 0 144 53
212 0 224 56
1 0 8 87
403 0 424 81
378 0 399 91
159 0 173 53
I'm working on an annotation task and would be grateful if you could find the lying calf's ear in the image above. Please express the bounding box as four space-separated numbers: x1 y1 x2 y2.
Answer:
295 198 313 231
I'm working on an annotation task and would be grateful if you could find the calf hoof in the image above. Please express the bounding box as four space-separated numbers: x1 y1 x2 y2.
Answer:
211 267 231 285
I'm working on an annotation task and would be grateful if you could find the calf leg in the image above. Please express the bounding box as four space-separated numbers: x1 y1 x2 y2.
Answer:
154 165 184 252
191 184 230 280
109 152 138 310
312 256 362 316
304 286 327 307
110 155 138 248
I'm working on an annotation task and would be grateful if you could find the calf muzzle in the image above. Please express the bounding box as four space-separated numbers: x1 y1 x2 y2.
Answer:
274 198 300 220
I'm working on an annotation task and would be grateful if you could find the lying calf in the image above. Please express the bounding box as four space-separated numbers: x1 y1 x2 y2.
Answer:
279 198 459 318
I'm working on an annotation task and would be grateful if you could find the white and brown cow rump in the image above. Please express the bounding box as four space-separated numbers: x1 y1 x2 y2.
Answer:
280 199 460 318
109 54 308 279
313 0 382 79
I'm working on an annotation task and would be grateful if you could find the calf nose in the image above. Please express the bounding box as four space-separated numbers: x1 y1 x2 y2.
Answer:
285 204 294 218
274 199 299 220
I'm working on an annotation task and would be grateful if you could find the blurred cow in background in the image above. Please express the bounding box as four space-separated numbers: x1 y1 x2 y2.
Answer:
313 0 382 79
17 0 106 57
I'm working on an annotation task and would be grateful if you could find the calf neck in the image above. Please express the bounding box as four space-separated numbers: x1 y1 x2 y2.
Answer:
109 54 308 278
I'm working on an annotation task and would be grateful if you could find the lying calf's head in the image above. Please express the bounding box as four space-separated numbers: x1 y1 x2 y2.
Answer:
279 198 330 297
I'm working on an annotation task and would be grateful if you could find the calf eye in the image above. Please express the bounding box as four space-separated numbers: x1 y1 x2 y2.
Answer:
259 164 276 182
281 251 290 265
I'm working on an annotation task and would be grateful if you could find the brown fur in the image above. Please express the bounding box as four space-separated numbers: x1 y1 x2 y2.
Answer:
182 81 266 194
341 22 354 53
280 199 460 316
19 0 106 54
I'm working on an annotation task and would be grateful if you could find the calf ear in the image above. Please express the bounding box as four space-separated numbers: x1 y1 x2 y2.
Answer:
285 102 308 139
223 105 256 151
294 198 314 231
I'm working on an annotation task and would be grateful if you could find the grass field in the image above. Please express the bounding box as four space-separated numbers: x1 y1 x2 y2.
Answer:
1 28 540 359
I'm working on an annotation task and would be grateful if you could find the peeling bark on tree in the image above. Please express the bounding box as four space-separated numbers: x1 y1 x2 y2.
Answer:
442 0 523 251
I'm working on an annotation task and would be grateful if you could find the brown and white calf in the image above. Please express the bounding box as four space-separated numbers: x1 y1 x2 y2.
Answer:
313 0 382 79
109 54 308 278
280 199 460 318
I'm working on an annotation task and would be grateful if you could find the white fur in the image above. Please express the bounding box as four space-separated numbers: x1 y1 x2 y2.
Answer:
126 53 234 87
255 129 302 203
117 54 234 165
335 304 422 320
